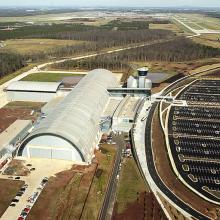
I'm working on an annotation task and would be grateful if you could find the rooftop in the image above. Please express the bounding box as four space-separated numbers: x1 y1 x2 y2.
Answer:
0 120 32 150
6 81 62 92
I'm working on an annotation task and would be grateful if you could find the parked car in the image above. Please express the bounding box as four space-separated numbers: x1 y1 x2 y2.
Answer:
20 211 28 218
16 192 23 197
12 199 19 203
17 217 24 220
10 203 16 207
23 184 28 188
23 207 30 213
15 177 20 180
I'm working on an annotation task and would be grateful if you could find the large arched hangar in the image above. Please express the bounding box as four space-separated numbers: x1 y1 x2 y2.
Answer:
18 69 118 163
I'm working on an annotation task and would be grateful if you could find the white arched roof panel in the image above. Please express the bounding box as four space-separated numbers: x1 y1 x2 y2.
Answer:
19 69 118 162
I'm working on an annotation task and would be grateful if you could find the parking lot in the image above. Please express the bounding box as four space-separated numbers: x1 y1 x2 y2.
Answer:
0 158 73 220
167 79 220 203
177 80 220 104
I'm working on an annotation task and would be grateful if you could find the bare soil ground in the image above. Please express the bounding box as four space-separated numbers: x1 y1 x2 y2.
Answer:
112 158 167 220
152 106 219 219
26 164 97 220
0 102 42 133
3 160 30 176
112 192 167 220
0 179 24 217
158 194 187 220
26 144 116 220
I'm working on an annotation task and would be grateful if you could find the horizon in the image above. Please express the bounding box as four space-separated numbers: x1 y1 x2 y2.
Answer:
1 0 220 8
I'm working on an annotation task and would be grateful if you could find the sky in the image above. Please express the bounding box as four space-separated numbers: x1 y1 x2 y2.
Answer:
1 0 220 7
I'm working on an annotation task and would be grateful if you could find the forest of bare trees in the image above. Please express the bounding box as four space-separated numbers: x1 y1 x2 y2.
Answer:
52 38 220 71
0 52 26 77
0 27 174 78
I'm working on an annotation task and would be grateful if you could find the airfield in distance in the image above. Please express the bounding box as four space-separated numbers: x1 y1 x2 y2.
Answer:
0 7 220 220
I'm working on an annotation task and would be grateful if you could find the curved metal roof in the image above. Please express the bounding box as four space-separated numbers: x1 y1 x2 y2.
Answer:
7 81 62 92
19 69 118 162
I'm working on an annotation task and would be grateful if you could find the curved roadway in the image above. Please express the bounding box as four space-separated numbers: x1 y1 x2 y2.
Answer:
144 103 210 220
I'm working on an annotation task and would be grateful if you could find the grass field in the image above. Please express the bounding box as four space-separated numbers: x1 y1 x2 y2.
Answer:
193 34 220 48
1 39 83 54
149 23 185 35
26 144 116 220
0 12 111 24
115 158 150 213
0 179 24 217
20 72 82 82
176 13 220 31
81 144 116 220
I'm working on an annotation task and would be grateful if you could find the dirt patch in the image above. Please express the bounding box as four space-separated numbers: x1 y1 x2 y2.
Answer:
26 163 97 220
0 179 24 217
152 106 219 219
0 107 38 133
158 194 187 220
112 192 167 220
3 160 30 176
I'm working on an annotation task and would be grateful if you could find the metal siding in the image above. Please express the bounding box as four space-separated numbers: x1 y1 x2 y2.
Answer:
7 81 61 92
21 69 119 162
7 91 56 102
51 149 73 161
29 147 51 159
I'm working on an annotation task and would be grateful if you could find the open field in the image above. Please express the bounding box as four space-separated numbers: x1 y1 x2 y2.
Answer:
0 104 41 133
80 144 116 220
0 179 24 218
193 34 220 48
26 144 116 220
114 158 149 213
112 158 167 220
20 72 82 82
149 23 186 36
1 39 83 55
177 13 220 31
26 164 97 220
131 59 220 76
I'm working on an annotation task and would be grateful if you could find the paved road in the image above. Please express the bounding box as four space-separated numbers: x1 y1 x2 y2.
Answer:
144 103 210 220
131 70 219 219
98 134 124 220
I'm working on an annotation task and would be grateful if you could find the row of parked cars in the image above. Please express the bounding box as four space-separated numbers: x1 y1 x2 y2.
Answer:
17 205 31 220
10 184 28 207
17 177 49 220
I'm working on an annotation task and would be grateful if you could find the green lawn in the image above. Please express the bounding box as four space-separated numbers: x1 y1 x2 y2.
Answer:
20 72 83 82
115 158 150 213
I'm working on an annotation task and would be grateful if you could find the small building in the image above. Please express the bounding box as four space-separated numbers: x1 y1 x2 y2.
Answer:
0 120 32 158
6 81 62 102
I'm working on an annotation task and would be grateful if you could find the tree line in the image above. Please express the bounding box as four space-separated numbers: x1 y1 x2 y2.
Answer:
0 28 174 78
52 38 220 71
0 52 27 77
